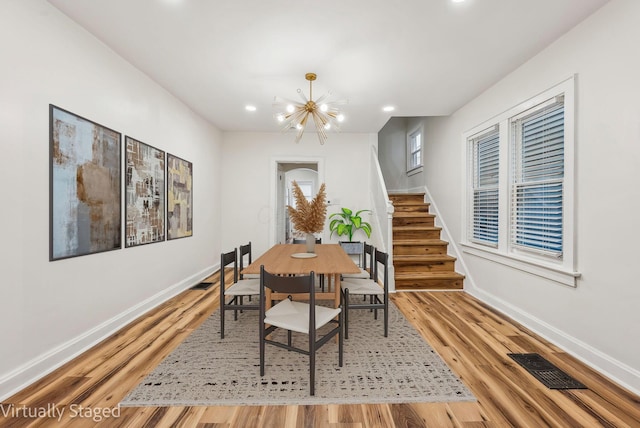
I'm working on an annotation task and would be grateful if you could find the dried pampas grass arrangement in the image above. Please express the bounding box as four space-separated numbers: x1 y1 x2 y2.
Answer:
287 181 327 234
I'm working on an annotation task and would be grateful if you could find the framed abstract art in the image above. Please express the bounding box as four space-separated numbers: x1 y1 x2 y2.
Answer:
49 105 121 260
125 136 165 247
166 153 193 240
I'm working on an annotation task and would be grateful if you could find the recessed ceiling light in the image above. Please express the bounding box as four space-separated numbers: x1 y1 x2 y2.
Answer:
383 106 395 112
451 0 466 3
245 105 257 112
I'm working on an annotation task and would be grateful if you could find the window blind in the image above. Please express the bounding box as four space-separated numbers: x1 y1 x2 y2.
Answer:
471 129 499 245
511 103 564 256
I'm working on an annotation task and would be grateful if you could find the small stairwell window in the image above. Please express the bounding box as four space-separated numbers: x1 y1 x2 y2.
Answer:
407 126 423 175
462 77 579 286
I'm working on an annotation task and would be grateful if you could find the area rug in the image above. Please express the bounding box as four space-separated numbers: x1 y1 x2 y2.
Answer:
120 301 475 406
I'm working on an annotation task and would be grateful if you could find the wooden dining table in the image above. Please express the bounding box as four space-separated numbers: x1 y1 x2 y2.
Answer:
242 243 361 308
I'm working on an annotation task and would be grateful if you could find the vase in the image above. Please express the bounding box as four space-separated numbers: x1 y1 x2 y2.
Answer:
305 233 316 253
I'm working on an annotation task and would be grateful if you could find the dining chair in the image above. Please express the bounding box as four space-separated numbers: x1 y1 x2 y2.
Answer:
341 242 374 280
220 248 260 339
259 266 343 396
292 237 322 244
239 241 260 280
340 249 389 339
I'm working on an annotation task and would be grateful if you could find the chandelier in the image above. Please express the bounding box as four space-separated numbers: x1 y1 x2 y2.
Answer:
273 73 346 145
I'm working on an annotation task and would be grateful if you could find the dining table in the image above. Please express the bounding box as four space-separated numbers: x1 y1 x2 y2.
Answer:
242 243 361 308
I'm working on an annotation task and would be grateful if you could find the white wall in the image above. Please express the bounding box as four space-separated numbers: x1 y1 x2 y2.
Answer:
379 117 428 193
0 0 222 399
378 117 409 192
221 132 377 257
422 0 640 393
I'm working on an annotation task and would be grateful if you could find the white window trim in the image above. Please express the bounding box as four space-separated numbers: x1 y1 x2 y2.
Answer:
461 76 580 287
406 124 424 175
460 243 581 286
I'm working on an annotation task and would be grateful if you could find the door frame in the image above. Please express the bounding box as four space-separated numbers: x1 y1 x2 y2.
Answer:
269 156 325 246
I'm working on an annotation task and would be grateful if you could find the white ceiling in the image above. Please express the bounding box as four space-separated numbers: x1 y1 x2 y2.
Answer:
47 0 608 134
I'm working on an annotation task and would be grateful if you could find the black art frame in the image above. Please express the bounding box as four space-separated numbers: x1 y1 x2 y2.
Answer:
125 136 166 247
166 153 193 240
49 105 122 261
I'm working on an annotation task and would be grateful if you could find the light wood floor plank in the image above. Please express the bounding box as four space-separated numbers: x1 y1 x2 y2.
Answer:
1 272 638 427
411 403 457 427
446 401 487 426
361 403 395 428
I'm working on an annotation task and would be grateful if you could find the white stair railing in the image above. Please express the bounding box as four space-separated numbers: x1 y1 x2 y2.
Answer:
369 146 395 292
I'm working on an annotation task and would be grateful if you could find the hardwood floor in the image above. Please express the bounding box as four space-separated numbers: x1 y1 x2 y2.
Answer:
2 271 639 427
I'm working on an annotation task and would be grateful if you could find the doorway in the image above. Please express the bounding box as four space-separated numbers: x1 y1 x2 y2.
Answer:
270 157 324 245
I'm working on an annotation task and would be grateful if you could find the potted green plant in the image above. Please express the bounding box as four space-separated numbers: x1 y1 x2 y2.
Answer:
329 207 372 242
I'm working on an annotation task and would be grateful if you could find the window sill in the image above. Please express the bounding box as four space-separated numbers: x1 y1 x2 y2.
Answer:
460 242 581 287
406 166 423 177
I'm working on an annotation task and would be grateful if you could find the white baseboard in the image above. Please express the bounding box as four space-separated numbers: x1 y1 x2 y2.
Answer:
0 264 217 402
468 287 640 396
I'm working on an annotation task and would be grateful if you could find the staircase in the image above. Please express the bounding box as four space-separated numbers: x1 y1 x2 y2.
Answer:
390 193 464 290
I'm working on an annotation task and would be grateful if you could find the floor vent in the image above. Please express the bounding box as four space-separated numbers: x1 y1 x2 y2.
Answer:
192 282 214 290
508 353 587 390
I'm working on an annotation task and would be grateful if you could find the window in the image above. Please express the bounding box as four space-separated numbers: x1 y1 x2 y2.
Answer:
291 181 313 206
469 126 499 246
298 181 313 201
407 127 423 173
511 98 564 256
462 77 578 286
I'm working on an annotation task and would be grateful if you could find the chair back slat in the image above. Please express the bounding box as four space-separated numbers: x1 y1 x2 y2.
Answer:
239 242 252 280
375 249 389 291
220 248 238 287
260 266 315 295
363 242 374 274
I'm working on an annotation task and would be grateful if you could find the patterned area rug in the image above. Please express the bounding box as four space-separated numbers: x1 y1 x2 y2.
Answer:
120 300 475 406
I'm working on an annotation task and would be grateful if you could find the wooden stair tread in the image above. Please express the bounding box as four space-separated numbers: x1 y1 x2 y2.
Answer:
394 239 448 245
395 271 465 279
393 211 435 217
394 254 456 262
395 283 464 290
393 225 441 231
391 200 429 206
389 194 427 205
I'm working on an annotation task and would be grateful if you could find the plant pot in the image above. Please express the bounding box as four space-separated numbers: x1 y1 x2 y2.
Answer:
339 241 363 255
